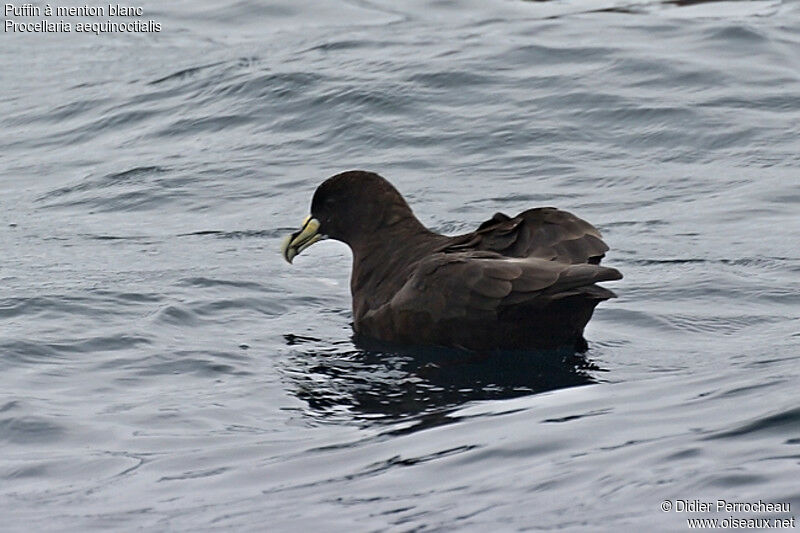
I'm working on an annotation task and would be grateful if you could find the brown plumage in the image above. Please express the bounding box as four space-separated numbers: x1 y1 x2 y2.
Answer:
282 170 622 352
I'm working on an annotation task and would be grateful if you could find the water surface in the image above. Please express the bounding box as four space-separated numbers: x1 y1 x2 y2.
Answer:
2 0 800 530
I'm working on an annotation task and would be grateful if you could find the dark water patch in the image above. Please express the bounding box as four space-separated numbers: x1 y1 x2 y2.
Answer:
283 339 600 426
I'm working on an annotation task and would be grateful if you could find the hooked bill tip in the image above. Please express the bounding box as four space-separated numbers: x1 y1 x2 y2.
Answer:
280 234 296 264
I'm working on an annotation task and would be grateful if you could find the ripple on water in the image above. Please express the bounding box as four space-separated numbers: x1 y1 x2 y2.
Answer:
0 334 153 367
153 297 287 327
705 406 800 441
128 352 250 377
0 416 66 445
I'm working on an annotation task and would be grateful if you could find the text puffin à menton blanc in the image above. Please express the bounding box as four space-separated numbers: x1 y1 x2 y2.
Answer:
4 4 161 34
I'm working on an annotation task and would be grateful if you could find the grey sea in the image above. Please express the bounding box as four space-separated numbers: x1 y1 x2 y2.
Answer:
2 1 800 531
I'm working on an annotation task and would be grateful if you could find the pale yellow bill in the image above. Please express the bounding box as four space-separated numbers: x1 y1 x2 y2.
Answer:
281 215 324 263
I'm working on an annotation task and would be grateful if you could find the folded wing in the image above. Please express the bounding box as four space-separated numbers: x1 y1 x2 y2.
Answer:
442 207 610 265
390 251 622 321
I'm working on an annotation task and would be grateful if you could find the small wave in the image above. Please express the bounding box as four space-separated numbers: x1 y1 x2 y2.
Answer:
176 229 283 239
149 61 226 85
178 277 267 290
705 406 800 440
0 416 65 444
125 351 251 377
156 114 254 138
38 166 168 201
153 296 288 326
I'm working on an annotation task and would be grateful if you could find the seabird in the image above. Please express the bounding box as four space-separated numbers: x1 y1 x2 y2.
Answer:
281 171 622 352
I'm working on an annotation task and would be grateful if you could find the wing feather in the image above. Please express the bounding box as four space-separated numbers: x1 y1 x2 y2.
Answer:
390 252 621 321
368 206 621 331
444 207 611 265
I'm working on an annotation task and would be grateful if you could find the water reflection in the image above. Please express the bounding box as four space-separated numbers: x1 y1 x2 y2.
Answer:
282 333 602 429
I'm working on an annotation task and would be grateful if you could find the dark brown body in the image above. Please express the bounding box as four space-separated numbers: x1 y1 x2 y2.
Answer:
347 199 620 351
288 171 622 352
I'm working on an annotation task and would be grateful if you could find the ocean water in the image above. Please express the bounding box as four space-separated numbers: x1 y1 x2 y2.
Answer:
2 0 800 530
